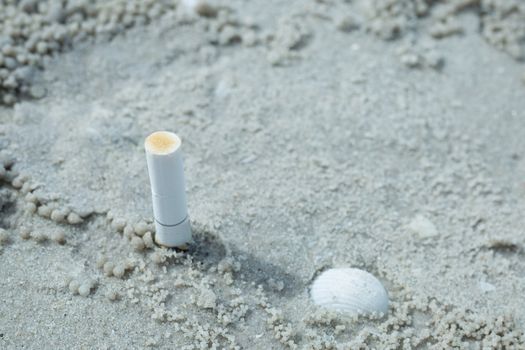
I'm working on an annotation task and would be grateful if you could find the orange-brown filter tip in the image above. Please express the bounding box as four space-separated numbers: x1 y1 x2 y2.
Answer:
145 131 181 155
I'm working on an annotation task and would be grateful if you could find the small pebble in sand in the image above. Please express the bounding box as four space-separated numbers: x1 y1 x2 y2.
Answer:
123 224 135 240
0 153 15 169
335 15 360 32
143 231 155 249
20 182 32 194
0 228 9 245
219 26 241 45
24 202 37 214
25 192 38 203
11 176 26 189
267 51 282 66
68 280 80 295
78 283 92 297
51 230 66 245
103 262 115 276
112 264 126 279
111 217 127 232
32 231 47 243
2 95 15 106
242 30 258 47
106 289 120 301
19 226 31 240
37 204 52 218
429 19 464 39
195 2 218 18
151 251 166 264
50 209 67 223
131 236 145 251
400 53 421 68
133 221 149 236
67 212 83 225
182 0 218 18
124 259 135 270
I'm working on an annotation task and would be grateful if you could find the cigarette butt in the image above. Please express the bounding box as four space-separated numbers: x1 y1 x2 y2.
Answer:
145 131 192 247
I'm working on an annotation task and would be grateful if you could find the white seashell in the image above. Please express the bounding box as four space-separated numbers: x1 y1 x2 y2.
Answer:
310 268 389 315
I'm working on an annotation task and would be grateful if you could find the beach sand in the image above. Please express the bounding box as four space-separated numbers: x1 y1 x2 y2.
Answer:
1 0 525 348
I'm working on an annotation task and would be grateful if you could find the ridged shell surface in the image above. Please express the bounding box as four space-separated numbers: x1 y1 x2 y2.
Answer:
310 268 389 315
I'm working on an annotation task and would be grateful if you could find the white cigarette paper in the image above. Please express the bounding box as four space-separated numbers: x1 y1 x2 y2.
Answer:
145 131 192 247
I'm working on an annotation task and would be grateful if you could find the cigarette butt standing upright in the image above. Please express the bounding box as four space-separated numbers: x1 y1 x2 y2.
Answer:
145 131 192 247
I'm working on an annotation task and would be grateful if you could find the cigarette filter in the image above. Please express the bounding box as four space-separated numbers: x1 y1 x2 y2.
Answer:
145 131 192 247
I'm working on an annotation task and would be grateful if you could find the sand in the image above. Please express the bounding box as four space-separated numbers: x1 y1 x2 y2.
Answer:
1 0 525 348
